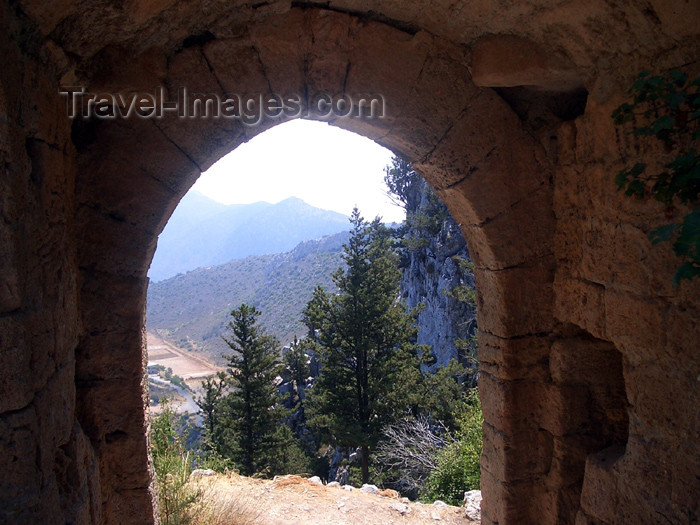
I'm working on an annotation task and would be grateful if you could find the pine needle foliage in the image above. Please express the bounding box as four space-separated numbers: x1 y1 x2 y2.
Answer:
303 209 425 483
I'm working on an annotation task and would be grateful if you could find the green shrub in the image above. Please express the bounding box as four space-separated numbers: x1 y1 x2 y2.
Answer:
266 425 313 477
421 389 482 506
151 402 202 525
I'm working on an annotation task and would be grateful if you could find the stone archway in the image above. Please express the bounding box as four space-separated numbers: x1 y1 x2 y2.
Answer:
72 10 561 522
1 2 698 525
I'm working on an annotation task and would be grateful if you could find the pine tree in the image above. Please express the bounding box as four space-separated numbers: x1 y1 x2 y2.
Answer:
220 304 286 476
284 336 310 400
303 209 424 483
196 371 226 454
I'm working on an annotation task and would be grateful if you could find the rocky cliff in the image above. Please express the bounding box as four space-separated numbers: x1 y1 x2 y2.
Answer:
398 179 477 372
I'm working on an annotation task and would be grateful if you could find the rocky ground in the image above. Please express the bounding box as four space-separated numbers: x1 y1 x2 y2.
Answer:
189 472 479 525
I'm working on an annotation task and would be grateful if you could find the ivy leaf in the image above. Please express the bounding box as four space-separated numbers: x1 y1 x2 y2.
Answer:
672 211 700 257
673 262 700 286
651 115 675 134
669 70 688 87
649 223 679 245
614 71 700 284
665 91 686 110
614 170 629 189
626 180 646 197
681 209 700 231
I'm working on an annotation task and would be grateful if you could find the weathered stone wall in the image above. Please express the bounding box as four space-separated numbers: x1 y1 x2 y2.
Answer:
0 4 101 523
1 2 698 524
552 94 700 524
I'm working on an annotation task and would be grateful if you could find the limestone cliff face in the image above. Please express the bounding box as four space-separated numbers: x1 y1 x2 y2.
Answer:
399 179 476 371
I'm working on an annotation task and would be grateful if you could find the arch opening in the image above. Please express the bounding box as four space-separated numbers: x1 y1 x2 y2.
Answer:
70 11 563 523
144 120 483 512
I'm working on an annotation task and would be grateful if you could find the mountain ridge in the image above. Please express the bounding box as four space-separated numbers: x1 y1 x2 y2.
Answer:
149 191 350 282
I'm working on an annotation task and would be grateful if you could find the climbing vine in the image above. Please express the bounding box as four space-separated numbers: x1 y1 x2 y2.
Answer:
612 70 700 285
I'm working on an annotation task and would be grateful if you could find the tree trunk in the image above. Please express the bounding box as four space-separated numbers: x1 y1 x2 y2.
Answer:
361 444 369 484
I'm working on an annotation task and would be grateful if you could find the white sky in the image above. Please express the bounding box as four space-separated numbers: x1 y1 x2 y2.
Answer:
192 119 405 223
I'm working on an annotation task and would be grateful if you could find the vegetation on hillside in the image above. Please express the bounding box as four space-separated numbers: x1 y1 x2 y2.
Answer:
147 233 347 364
421 389 482 505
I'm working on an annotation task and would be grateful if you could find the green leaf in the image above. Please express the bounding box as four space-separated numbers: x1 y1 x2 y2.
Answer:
633 127 653 137
613 71 700 284
631 72 651 92
614 170 629 189
651 115 675 135
669 70 688 87
665 91 686 110
673 262 700 286
626 179 646 197
682 209 700 231
649 223 679 245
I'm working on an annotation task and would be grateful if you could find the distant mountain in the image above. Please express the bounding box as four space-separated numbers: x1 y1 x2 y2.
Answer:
146 231 349 364
148 191 350 282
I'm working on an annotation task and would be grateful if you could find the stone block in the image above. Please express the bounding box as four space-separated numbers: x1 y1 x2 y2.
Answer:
604 289 665 361
420 90 550 212
553 274 606 339
77 209 159 278
475 263 555 338
0 317 33 413
480 468 549 525
76 378 147 441
77 271 146 337
159 46 246 169
471 34 582 91
202 38 271 96
383 35 475 159
481 421 554 482
549 337 620 386
547 434 608 494
540 383 591 437
460 184 554 270
55 422 103 524
0 219 21 313
76 118 199 231
478 332 551 381
579 445 624 523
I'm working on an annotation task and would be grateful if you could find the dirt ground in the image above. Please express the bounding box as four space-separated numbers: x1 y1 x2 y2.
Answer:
146 332 221 381
191 473 479 525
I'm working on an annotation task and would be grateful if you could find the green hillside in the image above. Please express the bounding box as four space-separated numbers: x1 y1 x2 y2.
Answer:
146 232 348 364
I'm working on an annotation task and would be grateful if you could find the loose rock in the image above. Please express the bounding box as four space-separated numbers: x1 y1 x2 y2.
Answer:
463 490 481 521
360 484 379 494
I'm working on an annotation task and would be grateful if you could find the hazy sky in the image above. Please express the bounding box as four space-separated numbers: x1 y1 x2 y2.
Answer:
192 119 405 223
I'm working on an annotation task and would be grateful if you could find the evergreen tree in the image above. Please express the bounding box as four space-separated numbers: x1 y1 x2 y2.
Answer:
196 372 226 454
283 336 310 400
220 304 286 476
303 209 424 483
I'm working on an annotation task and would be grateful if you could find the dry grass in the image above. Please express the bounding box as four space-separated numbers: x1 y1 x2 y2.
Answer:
189 473 263 525
268 474 308 488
